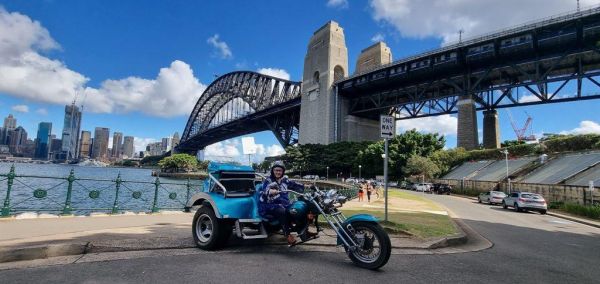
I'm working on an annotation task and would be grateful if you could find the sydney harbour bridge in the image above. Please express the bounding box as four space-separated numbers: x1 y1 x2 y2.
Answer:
177 5 600 154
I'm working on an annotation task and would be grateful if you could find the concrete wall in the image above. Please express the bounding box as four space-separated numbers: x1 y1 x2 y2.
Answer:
435 179 600 205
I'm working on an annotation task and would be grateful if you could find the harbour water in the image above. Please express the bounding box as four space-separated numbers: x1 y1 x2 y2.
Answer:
0 163 203 215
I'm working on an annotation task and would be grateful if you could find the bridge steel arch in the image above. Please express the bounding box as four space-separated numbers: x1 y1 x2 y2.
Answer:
177 71 301 154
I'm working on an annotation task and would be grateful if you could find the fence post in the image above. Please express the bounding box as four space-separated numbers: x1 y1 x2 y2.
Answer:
152 176 160 213
62 169 75 215
184 178 191 212
1 165 16 217
112 173 122 214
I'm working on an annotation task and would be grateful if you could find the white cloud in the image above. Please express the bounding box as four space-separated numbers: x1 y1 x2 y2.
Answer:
134 137 158 153
518 94 540 103
35 108 47 115
371 33 385 42
11 104 28 113
204 139 241 158
396 114 457 136
560 121 600 135
327 0 349 8
85 60 207 117
369 0 595 45
0 8 208 118
266 144 286 156
207 34 233 59
257 68 291 80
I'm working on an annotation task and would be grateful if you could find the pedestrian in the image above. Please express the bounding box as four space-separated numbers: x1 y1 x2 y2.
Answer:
366 182 373 202
358 182 365 202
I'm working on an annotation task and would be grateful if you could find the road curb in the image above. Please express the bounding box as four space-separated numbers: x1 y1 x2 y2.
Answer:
0 243 89 263
425 208 468 249
546 212 600 229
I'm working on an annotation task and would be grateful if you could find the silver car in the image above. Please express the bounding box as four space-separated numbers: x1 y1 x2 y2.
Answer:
502 192 548 214
478 191 507 205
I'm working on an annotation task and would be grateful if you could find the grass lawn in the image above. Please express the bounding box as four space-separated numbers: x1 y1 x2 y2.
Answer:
340 190 458 239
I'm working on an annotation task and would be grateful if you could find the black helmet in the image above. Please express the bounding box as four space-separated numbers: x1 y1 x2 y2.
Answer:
270 160 286 177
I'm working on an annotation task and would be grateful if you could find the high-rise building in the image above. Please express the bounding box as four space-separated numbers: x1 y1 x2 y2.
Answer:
50 138 62 159
161 137 171 152
112 132 123 158
0 127 7 145
79 131 92 158
8 126 27 154
147 142 163 156
123 136 134 158
3 114 16 130
34 122 52 160
91 127 110 160
172 132 180 148
60 104 82 160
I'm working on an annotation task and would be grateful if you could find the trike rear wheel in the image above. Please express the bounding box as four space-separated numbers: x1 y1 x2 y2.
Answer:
192 205 227 250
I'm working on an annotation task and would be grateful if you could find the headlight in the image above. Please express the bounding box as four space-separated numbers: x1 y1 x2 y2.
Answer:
337 195 347 204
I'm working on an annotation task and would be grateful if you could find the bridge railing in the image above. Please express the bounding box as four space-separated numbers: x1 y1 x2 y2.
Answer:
0 165 202 217
341 3 600 82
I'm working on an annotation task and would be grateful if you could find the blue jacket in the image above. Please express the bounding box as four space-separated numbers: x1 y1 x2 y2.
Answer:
258 176 305 208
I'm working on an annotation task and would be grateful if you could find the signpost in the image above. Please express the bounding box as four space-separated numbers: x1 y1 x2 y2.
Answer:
590 181 595 205
380 115 395 222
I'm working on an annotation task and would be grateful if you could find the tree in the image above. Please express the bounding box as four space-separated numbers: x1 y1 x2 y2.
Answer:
158 154 198 173
430 147 469 176
388 129 445 177
404 155 440 179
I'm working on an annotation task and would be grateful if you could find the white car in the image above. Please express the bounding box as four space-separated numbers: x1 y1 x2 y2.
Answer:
414 183 432 192
502 192 548 214
478 191 507 205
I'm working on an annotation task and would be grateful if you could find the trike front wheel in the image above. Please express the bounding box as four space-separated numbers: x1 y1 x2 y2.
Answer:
346 221 391 270
192 204 227 250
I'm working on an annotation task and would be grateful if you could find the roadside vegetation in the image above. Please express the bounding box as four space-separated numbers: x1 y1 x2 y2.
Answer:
549 202 600 220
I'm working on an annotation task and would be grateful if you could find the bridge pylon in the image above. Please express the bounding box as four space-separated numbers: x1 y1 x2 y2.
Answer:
299 21 380 145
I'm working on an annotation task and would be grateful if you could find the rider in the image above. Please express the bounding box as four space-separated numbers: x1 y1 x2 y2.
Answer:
258 161 314 245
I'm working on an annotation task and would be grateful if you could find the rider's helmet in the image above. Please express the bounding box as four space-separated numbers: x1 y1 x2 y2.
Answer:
270 160 286 178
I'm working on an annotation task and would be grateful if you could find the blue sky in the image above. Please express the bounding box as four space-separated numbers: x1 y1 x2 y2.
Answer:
1 0 600 161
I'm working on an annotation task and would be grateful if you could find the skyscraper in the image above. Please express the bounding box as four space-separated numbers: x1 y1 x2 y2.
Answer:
91 127 110 160
172 132 180 148
161 137 171 152
3 114 16 130
34 122 52 160
8 126 27 154
60 104 82 160
112 132 123 158
123 136 134 158
79 131 92 158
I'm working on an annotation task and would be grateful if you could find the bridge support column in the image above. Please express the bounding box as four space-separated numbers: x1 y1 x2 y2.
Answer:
483 109 500 149
457 97 479 150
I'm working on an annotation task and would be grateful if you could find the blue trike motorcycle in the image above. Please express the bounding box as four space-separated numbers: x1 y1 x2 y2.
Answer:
187 162 391 269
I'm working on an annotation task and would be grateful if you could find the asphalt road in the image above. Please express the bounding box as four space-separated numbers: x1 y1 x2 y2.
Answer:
1 190 599 283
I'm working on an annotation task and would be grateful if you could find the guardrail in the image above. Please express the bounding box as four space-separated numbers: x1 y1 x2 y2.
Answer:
0 165 201 217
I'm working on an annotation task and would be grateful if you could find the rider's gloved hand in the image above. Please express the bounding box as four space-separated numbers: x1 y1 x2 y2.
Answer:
268 188 279 195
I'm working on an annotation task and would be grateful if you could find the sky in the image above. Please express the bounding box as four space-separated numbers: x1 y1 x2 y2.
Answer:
1 0 600 163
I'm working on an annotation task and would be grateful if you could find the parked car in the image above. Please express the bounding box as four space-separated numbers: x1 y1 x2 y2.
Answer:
502 192 547 214
302 175 318 180
414 183 432 192
433 183 452 195
478 191 506 205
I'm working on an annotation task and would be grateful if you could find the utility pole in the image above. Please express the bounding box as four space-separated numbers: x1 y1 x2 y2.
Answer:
459 29 464 44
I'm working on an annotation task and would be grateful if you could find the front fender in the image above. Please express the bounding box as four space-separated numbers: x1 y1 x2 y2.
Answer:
336 214 380 246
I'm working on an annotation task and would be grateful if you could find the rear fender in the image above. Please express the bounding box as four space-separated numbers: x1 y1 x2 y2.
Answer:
336 214 379 246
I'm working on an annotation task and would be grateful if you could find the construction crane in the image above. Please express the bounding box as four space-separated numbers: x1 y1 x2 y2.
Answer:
506 109 536 142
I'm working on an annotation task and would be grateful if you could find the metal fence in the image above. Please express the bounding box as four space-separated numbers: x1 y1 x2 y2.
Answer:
0 165 202 217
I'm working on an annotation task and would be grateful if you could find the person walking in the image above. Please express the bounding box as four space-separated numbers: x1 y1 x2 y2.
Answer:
358 181 365 202
366 181 373 202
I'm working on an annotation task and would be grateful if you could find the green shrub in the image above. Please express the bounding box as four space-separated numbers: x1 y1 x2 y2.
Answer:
563 203 600 219
452 187 482 197
506 143 537 157
467 149 503 161
543 134 600 153
548 201 564 209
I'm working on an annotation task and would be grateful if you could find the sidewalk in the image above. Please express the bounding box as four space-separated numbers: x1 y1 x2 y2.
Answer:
0 210 464 263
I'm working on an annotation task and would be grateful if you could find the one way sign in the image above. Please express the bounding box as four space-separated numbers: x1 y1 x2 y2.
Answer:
380 115 395 139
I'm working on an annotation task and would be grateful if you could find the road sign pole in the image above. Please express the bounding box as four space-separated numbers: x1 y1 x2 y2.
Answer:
384 138 389 222
590 181 594 205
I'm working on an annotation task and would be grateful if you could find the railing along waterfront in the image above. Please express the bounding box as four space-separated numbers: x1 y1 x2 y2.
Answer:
0 165 202 217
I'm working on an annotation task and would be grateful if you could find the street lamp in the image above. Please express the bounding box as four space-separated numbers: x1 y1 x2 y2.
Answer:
326 166 329 180
500 149 510 192
359 165 362 180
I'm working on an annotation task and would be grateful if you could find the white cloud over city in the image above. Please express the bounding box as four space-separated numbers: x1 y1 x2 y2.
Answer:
203 137 286 163
0 8 207 118
369 0 596 45
395 114 457 136
11 104 29 113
